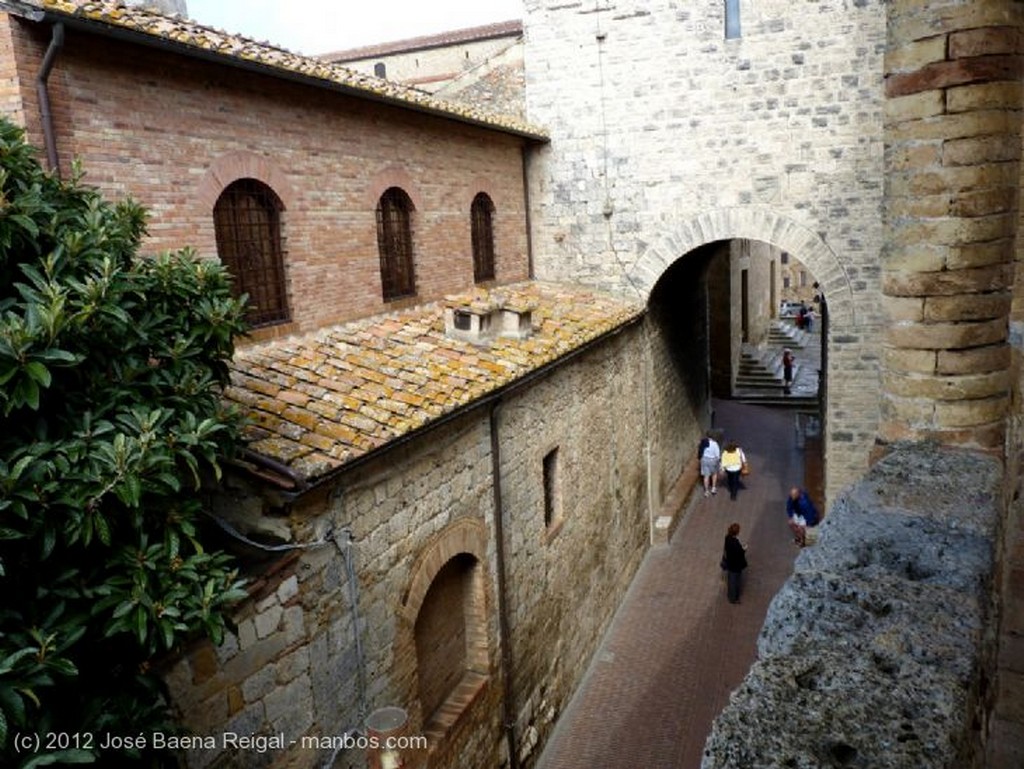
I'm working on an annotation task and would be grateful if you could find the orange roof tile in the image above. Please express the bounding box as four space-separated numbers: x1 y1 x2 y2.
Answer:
227 282 644 485
19 1 546 140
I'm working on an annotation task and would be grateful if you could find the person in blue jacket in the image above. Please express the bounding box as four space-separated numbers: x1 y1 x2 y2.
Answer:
786 486 819 547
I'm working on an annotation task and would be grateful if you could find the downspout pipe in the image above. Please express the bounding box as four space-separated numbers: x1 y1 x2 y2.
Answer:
520 142 535 280
489 402 520 769
36 21 64 176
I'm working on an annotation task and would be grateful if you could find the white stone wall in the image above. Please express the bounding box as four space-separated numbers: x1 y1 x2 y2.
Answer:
523 0 889 496
338 34 521 92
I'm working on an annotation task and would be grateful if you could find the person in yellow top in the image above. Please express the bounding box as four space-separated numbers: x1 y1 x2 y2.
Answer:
720 441 747 501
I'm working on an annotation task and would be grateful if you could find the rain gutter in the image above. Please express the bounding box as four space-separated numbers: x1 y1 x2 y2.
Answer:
26 10 550 143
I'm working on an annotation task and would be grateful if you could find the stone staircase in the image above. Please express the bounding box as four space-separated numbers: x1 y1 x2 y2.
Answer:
732 321 818 408
768 320 810 349
736 350 785 392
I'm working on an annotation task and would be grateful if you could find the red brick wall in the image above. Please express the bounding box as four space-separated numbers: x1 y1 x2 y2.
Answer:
6 17 531 340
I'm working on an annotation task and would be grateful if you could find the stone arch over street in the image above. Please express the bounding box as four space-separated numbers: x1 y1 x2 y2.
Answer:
628 207 854 328
633 207 864 501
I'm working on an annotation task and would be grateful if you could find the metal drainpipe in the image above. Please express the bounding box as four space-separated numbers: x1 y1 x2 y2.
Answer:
520 143 535 281
36 22 65 176
489 401 520 769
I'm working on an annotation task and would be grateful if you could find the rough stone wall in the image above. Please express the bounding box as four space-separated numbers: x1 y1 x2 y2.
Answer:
703 444 1002 769
436 42 527 121
522 0 888 499
495 325 654 766
4 17 531 341
163 319 688 769
336 34 521 93
880 1 1023 451
647 252 714 506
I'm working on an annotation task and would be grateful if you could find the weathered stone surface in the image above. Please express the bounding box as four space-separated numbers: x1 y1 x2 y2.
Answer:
702 444 1000 769
885 317 1006 349
936 344 1012 374
703 652 969 769
947 81 1023 113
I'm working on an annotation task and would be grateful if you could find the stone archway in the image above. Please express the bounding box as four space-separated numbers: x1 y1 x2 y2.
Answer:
628 207 855 328
631 207 869 502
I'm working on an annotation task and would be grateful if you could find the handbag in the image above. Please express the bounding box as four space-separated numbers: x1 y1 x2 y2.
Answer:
740 461 750 476
720 555 728 570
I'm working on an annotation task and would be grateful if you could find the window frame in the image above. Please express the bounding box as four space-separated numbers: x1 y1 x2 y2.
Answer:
376 187 417 302
213 178 289 327
470 192 496 283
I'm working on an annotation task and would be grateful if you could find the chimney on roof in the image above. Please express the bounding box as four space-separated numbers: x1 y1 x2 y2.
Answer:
444 291 534 344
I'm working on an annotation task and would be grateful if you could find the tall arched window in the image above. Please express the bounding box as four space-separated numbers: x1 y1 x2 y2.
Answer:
213 179 288 326
376 187 416 301
470 192 496 283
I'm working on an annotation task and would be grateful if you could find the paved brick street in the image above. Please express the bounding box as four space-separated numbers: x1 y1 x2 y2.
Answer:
536 400 810 769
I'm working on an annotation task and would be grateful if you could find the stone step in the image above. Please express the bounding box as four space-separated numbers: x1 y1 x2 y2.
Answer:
731 394 819 408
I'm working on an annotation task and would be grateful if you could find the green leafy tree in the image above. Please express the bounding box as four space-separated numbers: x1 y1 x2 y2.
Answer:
0 120 249 766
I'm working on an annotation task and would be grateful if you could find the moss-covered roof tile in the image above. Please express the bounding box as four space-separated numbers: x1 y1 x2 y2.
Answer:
226 282 643 485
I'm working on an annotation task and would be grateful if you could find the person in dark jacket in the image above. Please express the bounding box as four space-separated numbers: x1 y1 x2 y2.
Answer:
723 522 748 604
786 486 820 547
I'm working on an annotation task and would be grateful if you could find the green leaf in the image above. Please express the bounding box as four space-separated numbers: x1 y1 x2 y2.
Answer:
23 361 50 388
23 748 96 767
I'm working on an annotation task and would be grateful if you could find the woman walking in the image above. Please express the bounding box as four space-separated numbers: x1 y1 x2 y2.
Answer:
722 522 748 604
720 441 747 500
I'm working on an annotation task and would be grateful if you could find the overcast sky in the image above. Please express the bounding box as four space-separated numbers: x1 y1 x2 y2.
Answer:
185 0 525 55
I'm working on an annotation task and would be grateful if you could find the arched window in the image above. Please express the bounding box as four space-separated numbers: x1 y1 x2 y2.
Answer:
470 192 496 283
213 179 288 326
376 187 416 301
374 61 387 78
413 553 488 731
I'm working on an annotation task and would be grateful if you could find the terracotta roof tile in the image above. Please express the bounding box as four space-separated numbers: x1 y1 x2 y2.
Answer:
227 282 644 485
22 1 545 139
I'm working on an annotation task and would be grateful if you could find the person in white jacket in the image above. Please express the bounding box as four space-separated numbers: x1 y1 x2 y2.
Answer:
698 431 721 497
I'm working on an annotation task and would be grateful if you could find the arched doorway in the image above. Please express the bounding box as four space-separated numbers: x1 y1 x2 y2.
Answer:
632 208 862 502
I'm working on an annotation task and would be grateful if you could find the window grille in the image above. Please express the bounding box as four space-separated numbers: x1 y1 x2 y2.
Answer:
470 193 496 283
376 187 416 301
213 179 288 327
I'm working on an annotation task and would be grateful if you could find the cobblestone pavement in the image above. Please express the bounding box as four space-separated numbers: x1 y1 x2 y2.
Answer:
536 400 809 769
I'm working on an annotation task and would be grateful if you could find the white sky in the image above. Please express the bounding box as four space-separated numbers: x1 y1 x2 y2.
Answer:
185 0 525 55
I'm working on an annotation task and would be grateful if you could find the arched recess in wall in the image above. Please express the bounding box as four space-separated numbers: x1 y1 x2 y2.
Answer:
397 517 490 734
197 151 297 212
627 208 855 327
365 166 425 211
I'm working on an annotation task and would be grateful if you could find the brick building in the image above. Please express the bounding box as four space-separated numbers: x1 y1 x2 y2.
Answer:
0 2 780 768
5 0 1017 767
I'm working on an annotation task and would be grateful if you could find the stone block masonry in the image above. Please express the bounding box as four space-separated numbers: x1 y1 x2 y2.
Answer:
703 443 1002 769
161 315 696 769
881 0 1024 449
523 0 889 498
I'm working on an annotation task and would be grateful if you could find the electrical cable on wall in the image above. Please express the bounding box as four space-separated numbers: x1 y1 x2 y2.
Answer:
203 511 335 552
